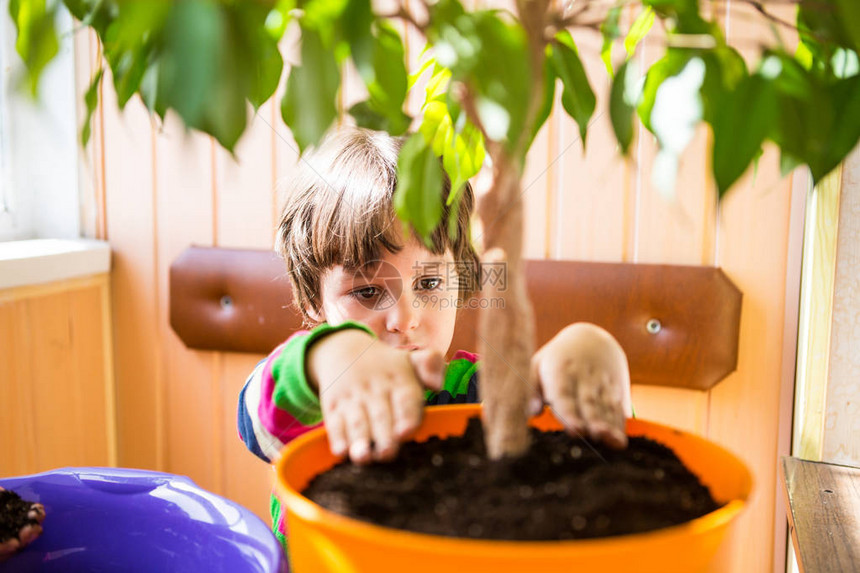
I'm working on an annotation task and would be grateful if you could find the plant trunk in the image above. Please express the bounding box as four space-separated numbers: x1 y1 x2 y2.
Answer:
476 156 536 459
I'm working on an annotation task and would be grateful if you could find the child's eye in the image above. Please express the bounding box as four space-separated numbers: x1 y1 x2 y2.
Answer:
350 286 381 300
417 277 443 291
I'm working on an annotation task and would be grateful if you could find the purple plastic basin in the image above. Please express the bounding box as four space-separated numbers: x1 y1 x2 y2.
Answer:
0 467 287 573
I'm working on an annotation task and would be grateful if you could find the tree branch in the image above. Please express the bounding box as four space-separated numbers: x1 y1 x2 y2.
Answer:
379 1 429 35
740 0 803 32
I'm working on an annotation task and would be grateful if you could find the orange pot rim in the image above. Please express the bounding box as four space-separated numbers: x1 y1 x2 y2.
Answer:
275 404 752 557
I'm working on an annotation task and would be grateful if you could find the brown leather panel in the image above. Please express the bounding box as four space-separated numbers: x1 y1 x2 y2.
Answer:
169 246 742 390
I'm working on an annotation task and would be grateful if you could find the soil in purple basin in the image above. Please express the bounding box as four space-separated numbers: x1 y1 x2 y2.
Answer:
303 417 721 540
0 489 39 543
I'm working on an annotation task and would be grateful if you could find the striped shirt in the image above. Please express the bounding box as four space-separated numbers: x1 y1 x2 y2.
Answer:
237 320 480 547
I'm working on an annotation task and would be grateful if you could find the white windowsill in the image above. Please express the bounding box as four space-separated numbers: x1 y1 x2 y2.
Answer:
0 239 111 290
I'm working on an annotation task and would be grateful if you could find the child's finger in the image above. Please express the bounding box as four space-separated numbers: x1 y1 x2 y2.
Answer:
366 393 397 461
325 411 349 457
527 355 545 417
17 524 42 547
408 349 445 391
343 406 372 464
390 381 424 440
0 538 21 562
28 503 45 524
539 358 586 436
579 372 627 449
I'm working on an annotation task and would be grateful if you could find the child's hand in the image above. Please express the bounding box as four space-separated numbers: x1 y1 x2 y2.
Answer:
529 323 632 449
307 329 445 464
0 487 45 563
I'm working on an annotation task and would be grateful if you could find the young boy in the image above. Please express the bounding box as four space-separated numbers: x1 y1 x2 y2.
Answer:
238 128 632 546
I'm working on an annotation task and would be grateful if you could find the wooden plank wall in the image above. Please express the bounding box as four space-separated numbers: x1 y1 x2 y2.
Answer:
74 2 802 570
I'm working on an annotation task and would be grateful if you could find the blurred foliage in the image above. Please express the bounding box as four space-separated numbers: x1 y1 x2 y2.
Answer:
8 0 860 239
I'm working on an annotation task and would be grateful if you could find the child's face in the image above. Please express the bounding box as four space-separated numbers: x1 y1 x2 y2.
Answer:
310 238 460 357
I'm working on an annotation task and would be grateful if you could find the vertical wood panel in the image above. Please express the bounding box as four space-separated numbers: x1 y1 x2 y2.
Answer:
555 30 629 263
628 17 712 438
221 355 273 520
709 3 799 571
216 101 281 520
0 278 113 476
710 152 794 573
0 301 35 474
101 80 163 471
274 29 303 229
69 284 112 465
155 116 219 492
824 146 860 467
216 104 278 250
28 293 79 468
522 119 551 259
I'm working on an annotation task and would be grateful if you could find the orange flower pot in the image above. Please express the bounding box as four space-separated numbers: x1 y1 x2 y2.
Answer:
275 404 752 573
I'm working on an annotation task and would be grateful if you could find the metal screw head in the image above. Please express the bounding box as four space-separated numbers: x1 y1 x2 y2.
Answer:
646 318 662 334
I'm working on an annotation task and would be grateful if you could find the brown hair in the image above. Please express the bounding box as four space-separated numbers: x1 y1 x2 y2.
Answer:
276 128 481 327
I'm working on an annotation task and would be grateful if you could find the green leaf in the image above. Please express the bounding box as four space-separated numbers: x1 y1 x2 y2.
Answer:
698 47 747 124
157 0 222 126
420 100 453 156
408 54 436 90
395 133 445 245
140 61 166 119
471 13 532 152
301 0 350 50
9 0 60 96
63 0 99 22
368 22 408 133
624 7 654 58
345 19 410 135
600 5 622 77
526 49 556 151
429 6 531 153
418 97 485 198
111 50 149 109
249 37 284 109
442 121 485 203
834 0 860 53
644 0 709 34
349 100 411 133
425 64 452 102
264 0 295 41
609 59 636 154
765 52 849 184
101 1 168 109
638 50 688 132
797 0 850 74
281 26 341 153
551 31 596 146
780 152 803 178
712 74 777 195
344 0 374 81
643 0 698 18
811 73 860 182
81 67 103 146
198 13 249 151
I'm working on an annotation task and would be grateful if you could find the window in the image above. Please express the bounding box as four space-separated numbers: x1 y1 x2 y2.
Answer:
0 1 79 242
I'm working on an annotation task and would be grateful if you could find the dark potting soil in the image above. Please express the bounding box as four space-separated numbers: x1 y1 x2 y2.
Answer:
0 489 39 543
304 417 720 541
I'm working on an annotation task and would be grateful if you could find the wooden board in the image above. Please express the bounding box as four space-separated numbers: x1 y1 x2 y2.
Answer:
0 275 114 477
781 456 860 572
